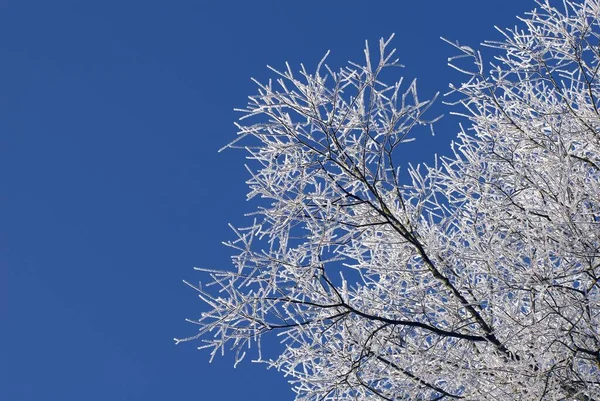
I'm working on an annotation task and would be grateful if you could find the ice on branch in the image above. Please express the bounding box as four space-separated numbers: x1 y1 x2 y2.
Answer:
180 3 600 400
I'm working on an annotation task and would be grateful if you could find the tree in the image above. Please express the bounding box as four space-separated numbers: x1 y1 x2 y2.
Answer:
177 1 600 399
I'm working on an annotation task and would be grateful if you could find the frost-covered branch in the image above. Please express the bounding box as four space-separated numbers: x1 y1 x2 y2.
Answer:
180 3 600 400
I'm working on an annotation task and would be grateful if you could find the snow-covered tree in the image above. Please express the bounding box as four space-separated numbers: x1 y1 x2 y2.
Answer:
178 1 600 399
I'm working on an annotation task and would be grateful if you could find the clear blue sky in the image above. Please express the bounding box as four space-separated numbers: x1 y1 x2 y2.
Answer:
3 1 532 400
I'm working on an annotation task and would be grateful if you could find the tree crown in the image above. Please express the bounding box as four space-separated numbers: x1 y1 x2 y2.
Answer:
178 1 600 399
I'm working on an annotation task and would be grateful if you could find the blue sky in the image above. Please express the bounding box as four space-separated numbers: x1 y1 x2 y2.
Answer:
3 1 532 400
